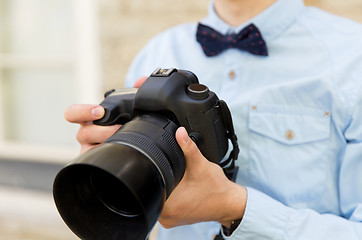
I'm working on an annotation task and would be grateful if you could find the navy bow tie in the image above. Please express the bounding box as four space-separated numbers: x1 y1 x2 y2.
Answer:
196 23 268 57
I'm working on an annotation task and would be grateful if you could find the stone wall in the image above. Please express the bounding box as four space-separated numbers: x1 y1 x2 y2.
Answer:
98 0 362 90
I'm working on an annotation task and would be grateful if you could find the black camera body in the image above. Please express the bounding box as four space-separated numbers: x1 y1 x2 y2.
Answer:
96 68 228 164
53 68 238 240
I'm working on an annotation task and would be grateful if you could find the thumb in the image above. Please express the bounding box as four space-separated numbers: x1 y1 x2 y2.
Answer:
175 127 204 167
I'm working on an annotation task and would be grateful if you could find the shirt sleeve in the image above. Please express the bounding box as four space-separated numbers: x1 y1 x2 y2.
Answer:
224 93 362 240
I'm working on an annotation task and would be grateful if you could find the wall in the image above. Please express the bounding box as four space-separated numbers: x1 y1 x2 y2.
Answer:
98 0 208 91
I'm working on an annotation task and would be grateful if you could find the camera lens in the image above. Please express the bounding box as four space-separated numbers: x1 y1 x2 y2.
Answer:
53 115 185 240
90 169 142 217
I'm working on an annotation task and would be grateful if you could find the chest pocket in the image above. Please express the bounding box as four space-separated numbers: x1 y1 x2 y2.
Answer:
247 104 331 207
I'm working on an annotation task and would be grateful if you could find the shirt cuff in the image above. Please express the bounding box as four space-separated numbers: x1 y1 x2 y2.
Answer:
222 187 291 240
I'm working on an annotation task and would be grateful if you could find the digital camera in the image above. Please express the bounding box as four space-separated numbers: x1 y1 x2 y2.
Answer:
53 68 239 240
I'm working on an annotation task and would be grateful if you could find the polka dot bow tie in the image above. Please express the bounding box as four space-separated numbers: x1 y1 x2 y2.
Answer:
196 23 268 57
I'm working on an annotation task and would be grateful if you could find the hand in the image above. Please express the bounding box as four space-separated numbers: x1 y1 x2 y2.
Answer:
64 104 120 153
159 127 247 229
64 77 148 154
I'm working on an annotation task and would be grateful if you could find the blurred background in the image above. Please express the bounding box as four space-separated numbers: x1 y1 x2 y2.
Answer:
0 0 360 239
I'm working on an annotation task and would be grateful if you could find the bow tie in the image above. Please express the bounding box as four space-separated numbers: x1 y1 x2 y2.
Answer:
196 23 268 57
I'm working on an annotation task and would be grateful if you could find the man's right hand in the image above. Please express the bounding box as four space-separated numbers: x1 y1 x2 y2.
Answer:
64 104 120 153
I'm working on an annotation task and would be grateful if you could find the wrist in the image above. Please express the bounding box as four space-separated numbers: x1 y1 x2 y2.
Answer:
219 183 247 227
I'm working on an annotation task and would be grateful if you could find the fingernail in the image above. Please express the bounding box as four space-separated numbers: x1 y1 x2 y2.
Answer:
91 106 104 118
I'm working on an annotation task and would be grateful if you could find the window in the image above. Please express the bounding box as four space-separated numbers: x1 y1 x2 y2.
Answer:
0 0 102 163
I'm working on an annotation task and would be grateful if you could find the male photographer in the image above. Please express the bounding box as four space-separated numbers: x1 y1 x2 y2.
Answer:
65 0 362 239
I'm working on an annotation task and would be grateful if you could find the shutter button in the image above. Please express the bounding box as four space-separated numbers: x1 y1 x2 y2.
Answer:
187 84 209 100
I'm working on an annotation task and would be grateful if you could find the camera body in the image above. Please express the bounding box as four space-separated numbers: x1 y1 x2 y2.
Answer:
53 68 238 240
95 68 228 164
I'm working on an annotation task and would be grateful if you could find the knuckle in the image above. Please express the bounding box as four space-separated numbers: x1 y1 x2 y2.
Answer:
182 138 199 155
187 143 199 155
76 126 91 144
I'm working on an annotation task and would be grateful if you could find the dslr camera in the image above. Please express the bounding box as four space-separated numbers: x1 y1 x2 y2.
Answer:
53 68 239 240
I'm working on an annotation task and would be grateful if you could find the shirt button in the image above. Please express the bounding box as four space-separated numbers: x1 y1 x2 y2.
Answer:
228 70 236 80
285 130 295 140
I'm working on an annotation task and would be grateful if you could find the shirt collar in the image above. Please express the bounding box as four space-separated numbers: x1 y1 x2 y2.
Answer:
201 0 306 41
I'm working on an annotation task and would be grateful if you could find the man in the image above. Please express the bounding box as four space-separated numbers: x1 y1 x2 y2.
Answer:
65 0 362 239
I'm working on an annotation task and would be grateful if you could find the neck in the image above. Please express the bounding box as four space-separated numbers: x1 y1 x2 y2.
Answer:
214 0 277 26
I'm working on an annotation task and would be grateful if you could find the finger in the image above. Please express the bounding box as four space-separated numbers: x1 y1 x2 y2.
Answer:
175 127 204 167
80 144 98 154
64 104 105 123
133 76 148 88
76 123 120 145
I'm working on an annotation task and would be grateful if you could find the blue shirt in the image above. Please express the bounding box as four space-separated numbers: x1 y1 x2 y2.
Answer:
125 0 362 239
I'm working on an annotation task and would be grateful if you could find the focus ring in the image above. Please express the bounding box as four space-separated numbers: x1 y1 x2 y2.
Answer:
161 130 185 184
109 131 175 198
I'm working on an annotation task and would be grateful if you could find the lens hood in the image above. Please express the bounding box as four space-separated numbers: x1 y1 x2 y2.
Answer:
53 143 165 240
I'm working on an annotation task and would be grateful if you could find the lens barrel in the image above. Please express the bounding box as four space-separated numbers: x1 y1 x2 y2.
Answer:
53 115 185 240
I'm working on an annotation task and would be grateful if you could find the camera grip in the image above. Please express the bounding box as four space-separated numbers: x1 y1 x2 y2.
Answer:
186 106 228 164
94 88 137 126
